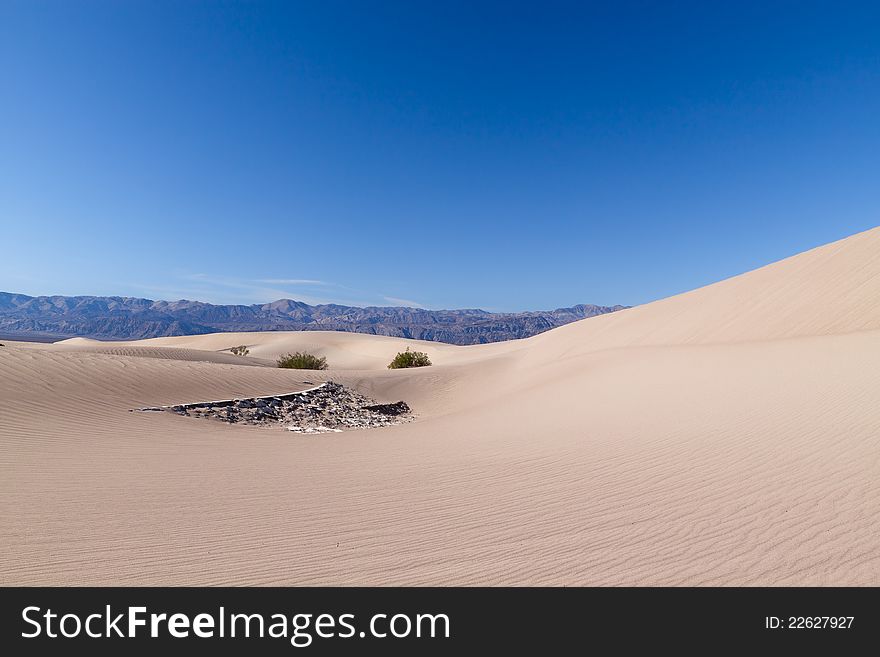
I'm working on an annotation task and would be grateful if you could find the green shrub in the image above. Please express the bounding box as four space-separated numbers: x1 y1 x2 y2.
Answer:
388 347 432 369
230 345 249 356
277 351 328 370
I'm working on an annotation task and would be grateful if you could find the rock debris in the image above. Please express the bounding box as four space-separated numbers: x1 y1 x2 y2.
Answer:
137 381 412 433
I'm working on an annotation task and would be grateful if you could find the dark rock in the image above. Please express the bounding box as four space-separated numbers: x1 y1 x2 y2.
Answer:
364 401 411 416
144 381 413 434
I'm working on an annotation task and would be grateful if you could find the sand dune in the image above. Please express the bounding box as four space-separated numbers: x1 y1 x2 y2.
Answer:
98 330 474 370
529 225 880 354
51 338 276 367
2 227 879 585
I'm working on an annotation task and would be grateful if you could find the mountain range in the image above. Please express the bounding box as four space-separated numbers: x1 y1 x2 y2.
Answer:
0 292 626 345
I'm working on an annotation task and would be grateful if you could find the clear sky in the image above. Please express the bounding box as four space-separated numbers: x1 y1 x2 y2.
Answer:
1 1 878 310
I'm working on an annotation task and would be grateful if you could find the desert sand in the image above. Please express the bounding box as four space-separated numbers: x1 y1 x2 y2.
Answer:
2 227 880 585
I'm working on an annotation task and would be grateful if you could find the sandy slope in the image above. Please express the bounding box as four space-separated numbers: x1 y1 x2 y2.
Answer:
2 227 880 585
85 330 477 370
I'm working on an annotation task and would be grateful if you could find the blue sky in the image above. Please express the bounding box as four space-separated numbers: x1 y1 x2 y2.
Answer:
1 1 878 310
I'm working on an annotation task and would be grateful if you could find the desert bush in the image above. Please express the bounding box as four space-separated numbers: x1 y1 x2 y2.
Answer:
387 347 432 369
230 345 249 356
277 351 328 370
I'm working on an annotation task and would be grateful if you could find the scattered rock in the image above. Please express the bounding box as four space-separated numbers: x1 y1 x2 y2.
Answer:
363 401 411 416
137 381 413 434
287 426 343 434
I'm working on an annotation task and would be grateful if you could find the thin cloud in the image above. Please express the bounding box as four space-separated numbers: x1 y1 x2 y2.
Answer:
382 296 425 308
256 278 329 286
130 273 429 309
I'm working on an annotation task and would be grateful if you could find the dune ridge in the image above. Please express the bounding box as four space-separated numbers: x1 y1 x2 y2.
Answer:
1 227 879 585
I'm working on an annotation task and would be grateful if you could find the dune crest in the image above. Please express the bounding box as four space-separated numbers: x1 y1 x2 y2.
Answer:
534 225 880 352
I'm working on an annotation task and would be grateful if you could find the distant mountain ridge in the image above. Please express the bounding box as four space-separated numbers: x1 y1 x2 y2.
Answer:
0 292 627 345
